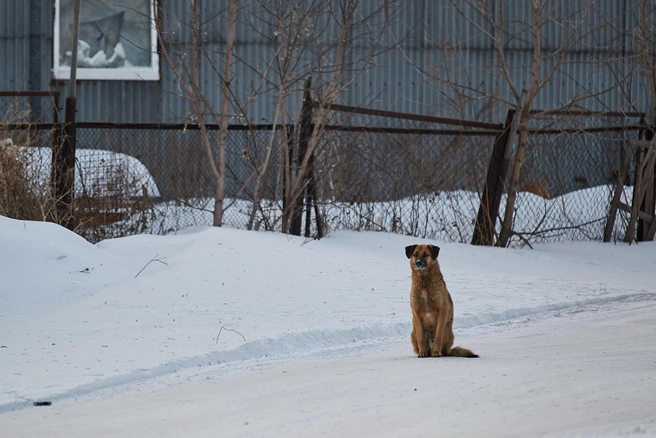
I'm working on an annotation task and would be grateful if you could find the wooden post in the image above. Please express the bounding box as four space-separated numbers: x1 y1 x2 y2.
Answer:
649 125 656 241
282 124 295 219
637 125 655 241
313 185 324 238
497 90 529 247
304 152 314 238
471 109 515 246
52 92 60 124
603 145 633 242
626 139 656 243
304 151 323 238
53 0 81 229
290 78 314 236
472 92 526 246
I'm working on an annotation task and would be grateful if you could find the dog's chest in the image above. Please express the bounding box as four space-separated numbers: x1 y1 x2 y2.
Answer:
414 289 432 306
414 291 438 324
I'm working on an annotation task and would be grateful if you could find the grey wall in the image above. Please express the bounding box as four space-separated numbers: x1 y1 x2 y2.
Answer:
0 0 653 124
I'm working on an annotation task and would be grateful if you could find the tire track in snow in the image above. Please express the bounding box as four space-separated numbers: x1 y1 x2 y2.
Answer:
454 292 656 329
2 292 655 414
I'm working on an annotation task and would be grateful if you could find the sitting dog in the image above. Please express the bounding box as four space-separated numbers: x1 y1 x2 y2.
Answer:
406 244 478 358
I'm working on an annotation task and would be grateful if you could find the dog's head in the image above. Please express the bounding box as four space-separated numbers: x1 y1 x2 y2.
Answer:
405 244 440 272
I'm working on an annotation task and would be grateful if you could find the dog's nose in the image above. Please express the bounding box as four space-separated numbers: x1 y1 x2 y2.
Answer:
415 259 426 268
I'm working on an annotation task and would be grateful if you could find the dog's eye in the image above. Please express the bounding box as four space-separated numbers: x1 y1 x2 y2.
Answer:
413 253 418 258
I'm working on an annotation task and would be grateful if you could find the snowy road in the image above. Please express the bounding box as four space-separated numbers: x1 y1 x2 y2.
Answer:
3 298 655 438
2 217 655 436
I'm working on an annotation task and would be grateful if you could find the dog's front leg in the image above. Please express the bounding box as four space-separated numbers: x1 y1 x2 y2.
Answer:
413 313 429 357
432 310 447 357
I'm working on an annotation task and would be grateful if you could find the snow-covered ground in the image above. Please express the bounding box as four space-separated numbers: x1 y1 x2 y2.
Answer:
1 214 655 437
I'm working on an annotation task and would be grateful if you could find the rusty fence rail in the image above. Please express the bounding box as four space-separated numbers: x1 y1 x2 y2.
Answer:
1 91 653 245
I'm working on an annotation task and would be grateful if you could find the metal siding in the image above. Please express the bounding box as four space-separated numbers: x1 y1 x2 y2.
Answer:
1 1 28 90
53 80 161 122
160 55 190 122
1 0 654 123
0 1 54 91
1 1 28 38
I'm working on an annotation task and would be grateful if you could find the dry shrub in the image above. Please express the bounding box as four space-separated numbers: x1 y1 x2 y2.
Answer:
0 102 55 222
0 139 42 220
1 116 160 242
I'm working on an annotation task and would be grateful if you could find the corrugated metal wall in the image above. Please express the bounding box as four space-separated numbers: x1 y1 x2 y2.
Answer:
0 0 653 123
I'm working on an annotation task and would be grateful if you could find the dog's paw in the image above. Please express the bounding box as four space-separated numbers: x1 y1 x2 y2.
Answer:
417 351 429 358
431 351 443 357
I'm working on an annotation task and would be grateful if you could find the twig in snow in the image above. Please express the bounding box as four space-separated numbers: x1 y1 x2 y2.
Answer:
215 326 246 344
300 237 315 246
135 255 168 278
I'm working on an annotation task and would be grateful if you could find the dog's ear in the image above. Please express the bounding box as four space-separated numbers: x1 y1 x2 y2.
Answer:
428 244 440 260
405 245 417 259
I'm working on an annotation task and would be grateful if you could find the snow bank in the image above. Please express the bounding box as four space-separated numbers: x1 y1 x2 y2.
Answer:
0 217 655 419
15 146 160 198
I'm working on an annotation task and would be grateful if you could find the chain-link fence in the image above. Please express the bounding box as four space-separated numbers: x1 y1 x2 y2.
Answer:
306 104 502 241
303 105 648 245
73 124 290 241
1 92 651 245
510 112 645 245
69 119 500 243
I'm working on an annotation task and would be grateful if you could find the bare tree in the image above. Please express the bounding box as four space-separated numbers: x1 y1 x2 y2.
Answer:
155 0 397 233
278 3 353 234
420 0 632 246
243 0 323 231
277 0 403 235
637 0 656 111
155 0 237 227
215 0 238 226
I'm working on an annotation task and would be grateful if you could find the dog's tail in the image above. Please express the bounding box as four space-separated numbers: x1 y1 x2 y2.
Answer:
447 346 479 358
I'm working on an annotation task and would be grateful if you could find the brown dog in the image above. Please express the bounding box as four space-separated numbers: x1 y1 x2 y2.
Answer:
406 244 478 358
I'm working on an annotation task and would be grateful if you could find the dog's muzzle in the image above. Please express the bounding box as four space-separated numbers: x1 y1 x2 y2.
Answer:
414 259 426 269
